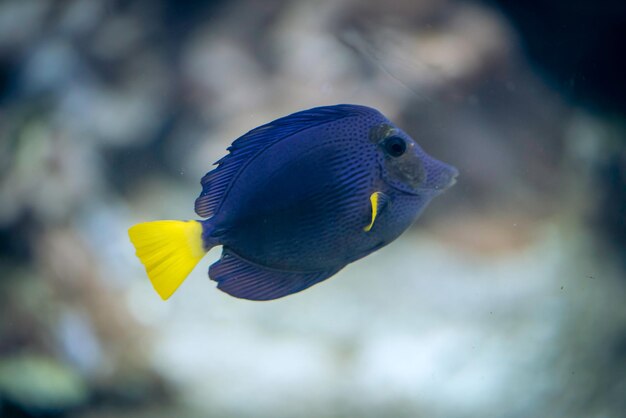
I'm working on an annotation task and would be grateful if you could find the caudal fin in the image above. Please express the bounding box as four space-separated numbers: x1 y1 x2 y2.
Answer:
128 220 207 300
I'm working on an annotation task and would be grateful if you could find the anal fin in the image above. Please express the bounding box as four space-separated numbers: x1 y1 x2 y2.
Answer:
209 249 343 301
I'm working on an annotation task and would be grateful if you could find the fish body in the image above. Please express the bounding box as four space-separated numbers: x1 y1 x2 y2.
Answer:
129 104 457 301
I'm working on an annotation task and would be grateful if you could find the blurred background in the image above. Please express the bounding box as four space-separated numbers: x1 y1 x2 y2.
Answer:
1 0 625 417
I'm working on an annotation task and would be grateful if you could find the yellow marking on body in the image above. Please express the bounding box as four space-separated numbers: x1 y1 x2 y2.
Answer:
128 220 206 300
364 192 384 232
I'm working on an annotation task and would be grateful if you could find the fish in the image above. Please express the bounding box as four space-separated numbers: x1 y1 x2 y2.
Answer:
128 104 458 301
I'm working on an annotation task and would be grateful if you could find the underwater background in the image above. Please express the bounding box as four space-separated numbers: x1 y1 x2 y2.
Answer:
1 0 625 417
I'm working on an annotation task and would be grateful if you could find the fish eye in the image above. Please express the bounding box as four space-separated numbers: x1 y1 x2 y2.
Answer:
383 136 407 157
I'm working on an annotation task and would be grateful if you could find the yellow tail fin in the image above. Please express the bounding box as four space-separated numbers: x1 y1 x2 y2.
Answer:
128 220 207 300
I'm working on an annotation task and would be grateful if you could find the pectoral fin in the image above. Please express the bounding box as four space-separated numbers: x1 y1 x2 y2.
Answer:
364 192 390 232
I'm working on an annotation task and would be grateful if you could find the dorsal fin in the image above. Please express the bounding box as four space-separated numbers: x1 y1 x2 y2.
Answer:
194 104 378 218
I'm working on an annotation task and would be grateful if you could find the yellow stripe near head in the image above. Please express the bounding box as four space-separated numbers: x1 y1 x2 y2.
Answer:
128 220 206 300
364 192 385 232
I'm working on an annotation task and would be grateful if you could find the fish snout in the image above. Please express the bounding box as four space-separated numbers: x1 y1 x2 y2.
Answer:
422 157 459 193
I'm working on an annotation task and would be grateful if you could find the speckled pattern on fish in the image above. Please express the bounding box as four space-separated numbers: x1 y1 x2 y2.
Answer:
129 104 458 301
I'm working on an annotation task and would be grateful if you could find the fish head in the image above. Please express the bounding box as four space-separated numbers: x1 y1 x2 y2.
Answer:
370 123 458 196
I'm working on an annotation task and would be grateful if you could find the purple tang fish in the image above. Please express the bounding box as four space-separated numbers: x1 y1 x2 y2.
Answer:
129 104 458 301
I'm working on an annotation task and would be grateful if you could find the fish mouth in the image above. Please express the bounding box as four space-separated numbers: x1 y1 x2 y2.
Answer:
426 163 459 193
435 165 459 190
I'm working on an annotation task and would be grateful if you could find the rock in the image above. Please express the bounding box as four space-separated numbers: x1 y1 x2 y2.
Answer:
0 355 88 413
